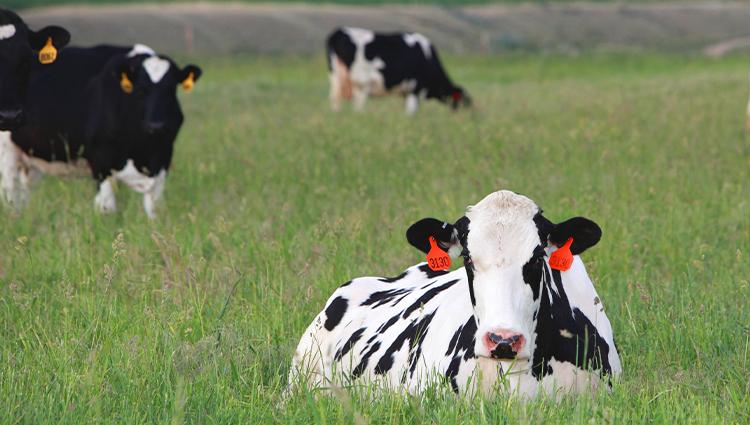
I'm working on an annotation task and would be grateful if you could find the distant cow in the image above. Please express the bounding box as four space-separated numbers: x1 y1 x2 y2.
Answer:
0 8 69 130
326 27 470 114
0 44 201 218
289 190 621 397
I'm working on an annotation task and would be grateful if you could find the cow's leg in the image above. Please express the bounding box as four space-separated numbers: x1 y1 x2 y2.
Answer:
16 163 41 207
329 71 342 112
94 177 117 214
142 169 166 219
0 132 22 207
352 86 368 112
405 93 419 115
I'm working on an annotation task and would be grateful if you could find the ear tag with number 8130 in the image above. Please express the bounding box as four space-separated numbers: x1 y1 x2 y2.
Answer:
426 236 451 271
549 237 574 271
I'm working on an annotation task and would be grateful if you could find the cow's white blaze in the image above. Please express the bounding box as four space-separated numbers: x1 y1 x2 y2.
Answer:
127 43 156 57
0 24 16 41
402 33 432 58
142 56 170 83
464 191 542 360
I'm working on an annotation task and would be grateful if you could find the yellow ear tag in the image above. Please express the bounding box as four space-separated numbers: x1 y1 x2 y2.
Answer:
182 72 194 93
120 73 133 94
39 37 57 65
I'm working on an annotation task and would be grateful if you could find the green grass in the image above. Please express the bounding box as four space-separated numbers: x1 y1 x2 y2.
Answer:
1 53 749 423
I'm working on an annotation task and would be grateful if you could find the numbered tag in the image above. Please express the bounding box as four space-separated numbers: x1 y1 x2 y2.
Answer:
39 37 57 65
426 236 451 271
120 73 133 94
549 237 574 271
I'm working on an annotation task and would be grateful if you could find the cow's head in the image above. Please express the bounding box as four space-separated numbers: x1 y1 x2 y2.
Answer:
0 8 69 130
112 49 201 134
448 86 471 110
406 190 601 361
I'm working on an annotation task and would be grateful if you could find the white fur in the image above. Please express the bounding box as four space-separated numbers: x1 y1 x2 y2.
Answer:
0 131 22 207
402 33 432 58
142 56 170 83
405 94 419 115
114 159 166 219
94 179 116 213
0 24 16 41
127 43 156 57
465 191 542 360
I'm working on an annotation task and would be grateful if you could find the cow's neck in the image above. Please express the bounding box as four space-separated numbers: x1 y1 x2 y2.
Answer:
530 263 612 379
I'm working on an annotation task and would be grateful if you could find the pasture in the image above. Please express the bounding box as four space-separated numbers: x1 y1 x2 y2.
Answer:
1 53 749 423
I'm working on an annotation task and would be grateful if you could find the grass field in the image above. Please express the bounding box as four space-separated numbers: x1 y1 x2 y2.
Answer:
1 53 749 423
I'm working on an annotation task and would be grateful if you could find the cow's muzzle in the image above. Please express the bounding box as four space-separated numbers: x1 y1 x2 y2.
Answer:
484 331 526 360
0 109 25 130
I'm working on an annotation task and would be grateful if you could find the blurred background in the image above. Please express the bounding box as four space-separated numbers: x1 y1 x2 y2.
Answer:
15 1 750 58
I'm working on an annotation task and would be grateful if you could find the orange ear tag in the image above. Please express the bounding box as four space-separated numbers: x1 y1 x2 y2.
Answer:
39 37 57 65
549 237 574 271
426 236 451 271
182 72 195 93
120 73 133 94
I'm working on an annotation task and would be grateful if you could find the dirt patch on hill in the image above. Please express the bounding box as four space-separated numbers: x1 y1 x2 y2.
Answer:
21 2 750 56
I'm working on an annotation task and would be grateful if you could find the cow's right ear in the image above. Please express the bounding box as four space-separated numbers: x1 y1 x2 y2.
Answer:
28 26 70 54
406 218 462 257
179 65 202 92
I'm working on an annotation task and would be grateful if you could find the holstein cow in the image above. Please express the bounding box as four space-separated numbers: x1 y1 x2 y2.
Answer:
0 44 201 217
289 190 621 398
326 27 470 114
0 8 70 130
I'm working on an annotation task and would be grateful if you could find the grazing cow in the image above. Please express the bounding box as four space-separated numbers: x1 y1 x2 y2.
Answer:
326 27 470 114
0 44 201 217
0 8 69 130
289 190 621 398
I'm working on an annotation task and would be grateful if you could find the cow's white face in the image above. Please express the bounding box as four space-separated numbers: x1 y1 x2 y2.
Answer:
406 189 602 363
463 191 542 360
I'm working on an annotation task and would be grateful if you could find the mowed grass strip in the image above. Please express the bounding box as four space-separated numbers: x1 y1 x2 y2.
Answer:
1 54 749 424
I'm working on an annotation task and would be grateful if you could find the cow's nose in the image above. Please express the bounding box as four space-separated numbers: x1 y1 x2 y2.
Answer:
0 109 24 128
484 330 525 359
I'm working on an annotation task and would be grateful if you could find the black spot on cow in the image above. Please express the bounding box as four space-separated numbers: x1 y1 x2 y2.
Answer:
378 271 408 283
444 316 477 392
360 288 412 308
352 341 381 379
334 327 365 361
372 310 437 378
417 263 450 279
324 296 348 331
402 279 458 319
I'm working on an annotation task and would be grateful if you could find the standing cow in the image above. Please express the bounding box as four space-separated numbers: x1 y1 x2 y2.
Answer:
0 8 69 130
326 27 470 115
289 190 621 398
0 44 201 218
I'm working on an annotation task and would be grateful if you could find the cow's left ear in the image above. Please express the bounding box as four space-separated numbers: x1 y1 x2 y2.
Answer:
28 26 70 56
179 65 202 92
548 217 602 255
406 217 462 257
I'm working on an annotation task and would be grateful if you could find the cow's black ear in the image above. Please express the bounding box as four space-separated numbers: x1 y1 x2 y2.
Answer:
549 217 601 255
179 64 202 92
406 218 460 256
28 26 70 52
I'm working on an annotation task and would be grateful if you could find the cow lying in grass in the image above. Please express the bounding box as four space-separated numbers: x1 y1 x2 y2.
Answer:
326 27 470 115
289 190 621 398
0 44 201 218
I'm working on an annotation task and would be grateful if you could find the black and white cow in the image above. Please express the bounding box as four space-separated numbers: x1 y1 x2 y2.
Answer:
326 27 470 115
0 44 201 218
289 190 621 397
0 8 70 130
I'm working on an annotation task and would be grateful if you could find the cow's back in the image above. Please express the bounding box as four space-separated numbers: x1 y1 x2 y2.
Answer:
11 45 132 161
